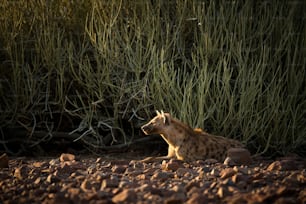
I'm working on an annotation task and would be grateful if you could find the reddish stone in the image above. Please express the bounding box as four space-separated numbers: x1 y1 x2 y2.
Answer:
14 165 28 180
59 153 75 162
112 189 137 203
220 168 236 179
186 194 208 204
225 148 252 165
267 160 297 171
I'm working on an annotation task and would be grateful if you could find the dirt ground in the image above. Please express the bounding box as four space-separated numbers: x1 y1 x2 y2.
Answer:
0 152 305 204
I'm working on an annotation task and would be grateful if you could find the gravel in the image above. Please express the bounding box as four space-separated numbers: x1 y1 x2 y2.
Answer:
0 153 305 203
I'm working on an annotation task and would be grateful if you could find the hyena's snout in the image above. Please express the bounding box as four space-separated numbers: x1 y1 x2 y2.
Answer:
141 123 154 135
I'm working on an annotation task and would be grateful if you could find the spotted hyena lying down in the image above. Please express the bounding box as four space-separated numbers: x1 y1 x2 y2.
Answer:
141 111 245 162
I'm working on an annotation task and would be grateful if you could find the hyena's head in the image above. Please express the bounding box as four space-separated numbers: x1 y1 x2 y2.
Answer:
141 110 171 135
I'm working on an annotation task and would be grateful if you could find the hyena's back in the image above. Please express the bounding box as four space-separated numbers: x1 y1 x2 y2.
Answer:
175 129 243 161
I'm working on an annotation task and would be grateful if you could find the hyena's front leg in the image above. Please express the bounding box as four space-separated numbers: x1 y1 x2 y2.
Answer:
140 146 176 163
167 145 176 158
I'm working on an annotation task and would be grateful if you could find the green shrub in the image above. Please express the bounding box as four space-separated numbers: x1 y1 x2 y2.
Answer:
0 0 305 156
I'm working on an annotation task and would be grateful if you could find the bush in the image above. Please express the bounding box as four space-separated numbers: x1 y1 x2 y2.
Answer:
0 0 305 156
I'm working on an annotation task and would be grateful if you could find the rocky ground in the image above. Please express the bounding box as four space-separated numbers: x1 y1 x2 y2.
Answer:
0 152 305 204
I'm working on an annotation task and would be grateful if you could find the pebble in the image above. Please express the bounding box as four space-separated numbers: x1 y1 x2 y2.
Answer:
232 173 249 184
185 180 200 192
80 179 92 191
46 174 60 183
101 177 119 189
112 189 137 203
151 171 173 181
226 148 252 165
204 159 218 164
217 186 230 198
220 168 236 179
14 165 28 180
59 153 75 162
162 159 183 171
267 160 297 171
49 159 60 166
164 194 185 204
111 165 127 174
176 168 192 177
210 168 220 177
186 194 208 204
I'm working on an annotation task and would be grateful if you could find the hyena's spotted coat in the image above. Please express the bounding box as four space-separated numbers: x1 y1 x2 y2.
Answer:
141 111 244 162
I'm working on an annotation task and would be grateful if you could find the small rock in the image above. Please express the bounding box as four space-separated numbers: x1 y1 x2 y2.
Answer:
143 193 162 202
298 189 306 203
112 165 127 174
276 186 287 195
186 194 208 204
187 186 202 197
81 179 92 191
119 180 134 189
164 194 185 204
232 173 249 184
217 186 230 198
221 178 236 186
130 160 146 169
151 171 173 181
210 181 218 189
210 168 220 177
44 192 71 204
138 173 151 180
87 164 97 174
59 153 75 162
252 172 265 180
32 161 46 168
112 189 137 203
96 157 103 163
176 168 191 177
185 180 200 192
274 197 297 204
137 183 151 192
267 160 297 171
0 153 9 168
55 164 75 176
125 168 142 176
67 188 81 200
149 188 163 196
110 160 130 166
220 168 236 179
172 184 185 193
227 186 239 193
226 148 252 165
204 159 218 164
224 157 236 166
34 177 41 185
49 158 60 166
46 174 60 183
200 166 211 173
101 177 119 189
143 167 157 176
162 159 183 171
233 166 249 175
14 166 28 180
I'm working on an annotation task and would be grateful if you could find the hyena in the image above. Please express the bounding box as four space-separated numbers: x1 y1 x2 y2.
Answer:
141 111 244 162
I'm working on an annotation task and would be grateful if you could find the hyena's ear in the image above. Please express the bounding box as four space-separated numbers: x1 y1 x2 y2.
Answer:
156 110 161 116
161 110 171 125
